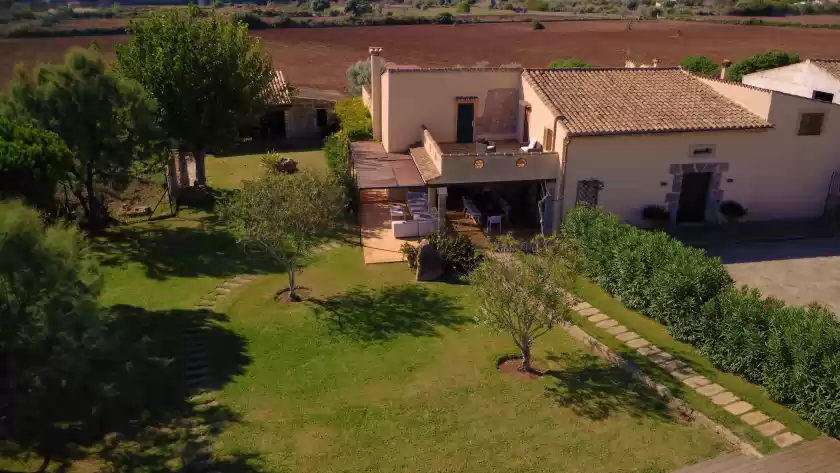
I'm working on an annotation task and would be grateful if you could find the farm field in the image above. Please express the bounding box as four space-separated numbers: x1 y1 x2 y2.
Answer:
5 20 840 91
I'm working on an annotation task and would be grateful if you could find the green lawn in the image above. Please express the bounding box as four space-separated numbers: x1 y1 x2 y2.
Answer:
206 149 327 189
572 279 824 454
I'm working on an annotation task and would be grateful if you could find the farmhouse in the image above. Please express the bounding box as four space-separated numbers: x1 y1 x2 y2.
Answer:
354 47 840 252
742 58 840 105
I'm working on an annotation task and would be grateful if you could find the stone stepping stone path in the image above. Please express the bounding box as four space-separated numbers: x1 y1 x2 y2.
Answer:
573 301 805 449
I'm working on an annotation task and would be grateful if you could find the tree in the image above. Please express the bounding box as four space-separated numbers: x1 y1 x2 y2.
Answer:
467 236 576 372
345 0 373 15
223 170 344 301
728 51 800 82
456 0 470 12
680 55 721 77
548 58 593 68
311 0 330 12
116 5 275 187
0 200 105 472
346 58 386 96
6 47 161 228
0 115 72 218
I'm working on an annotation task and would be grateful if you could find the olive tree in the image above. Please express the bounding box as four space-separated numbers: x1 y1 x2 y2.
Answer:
468 236 577 372
347 58 386 96
6 47 161 229
223 170 344 301
116 5 275 186
728 51 800 82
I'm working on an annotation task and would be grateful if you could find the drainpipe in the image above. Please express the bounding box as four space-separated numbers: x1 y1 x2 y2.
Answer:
552 115 569 234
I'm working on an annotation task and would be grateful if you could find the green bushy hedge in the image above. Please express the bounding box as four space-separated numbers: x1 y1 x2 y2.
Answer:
334 97 372 141
563 204 840 436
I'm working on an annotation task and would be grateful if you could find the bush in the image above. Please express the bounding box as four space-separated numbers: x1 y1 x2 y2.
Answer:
436 11 455 23
729 51 800 82
334 97 373 140
456 0 470 12
563 204 840 436
323 131 350 175
401 242 419 269
719 200 748 222
230 11 271 29
548 58 592 68
531 20 545 29
680 55 721 77
424 231 479 274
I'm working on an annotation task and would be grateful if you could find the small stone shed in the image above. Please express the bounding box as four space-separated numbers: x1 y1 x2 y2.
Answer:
261 70 345 141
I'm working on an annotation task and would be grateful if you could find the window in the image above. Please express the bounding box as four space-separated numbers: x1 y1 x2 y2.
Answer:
575 179 603 206
798 113 825 136
689 144 716 157
543 127 554 151
316 109 328 127
813 90 835 103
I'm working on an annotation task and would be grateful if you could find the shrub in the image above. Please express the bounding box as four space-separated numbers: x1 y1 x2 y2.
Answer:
436 11 455 23
323 131 350 175
230 11 271 29
401 242 419 269
531 20 545 30
719 200 748 222
328 9 342 15
424 231 479 274
679 55 721 77
334 97 373 140
456 0 470 12
548 58 592 68
728 51 800 82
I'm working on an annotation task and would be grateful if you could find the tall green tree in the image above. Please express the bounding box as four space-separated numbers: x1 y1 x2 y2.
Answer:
223 170 344 301
467 236 576 372
548 58 593 69
5 47 161 228
0 200 105 472
680 55 721 77
116 5 275 186
728 51 800 82
0 115 72 218
347 58 385 96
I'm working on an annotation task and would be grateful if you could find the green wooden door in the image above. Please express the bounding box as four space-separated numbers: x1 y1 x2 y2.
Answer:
456 103 474 143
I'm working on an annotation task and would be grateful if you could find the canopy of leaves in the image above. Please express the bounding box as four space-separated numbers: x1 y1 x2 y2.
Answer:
347 58 386 96
0 115 71 215
345 0 373 15
548 58 593 69
5 47 161 226
680 55 721 77
728 51 800 82
311 0 331 11
456 0 470 12
0 200 104 466
116 5 275 155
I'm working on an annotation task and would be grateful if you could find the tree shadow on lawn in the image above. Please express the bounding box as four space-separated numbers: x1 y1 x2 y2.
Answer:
92 220 281 281
543 352 673 422
310 284 470 341
1 305 255 473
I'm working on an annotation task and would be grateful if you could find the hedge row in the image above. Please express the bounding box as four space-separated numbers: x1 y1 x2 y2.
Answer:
324 97 371 215
334 97 373 141
563 205 840 436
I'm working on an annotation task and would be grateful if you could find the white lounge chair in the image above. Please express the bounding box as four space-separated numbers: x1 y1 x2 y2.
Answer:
392 220 419 238
520 140 541 153
417 219 438 236
389 205 405 221
487 215 503 233
465 205 482 225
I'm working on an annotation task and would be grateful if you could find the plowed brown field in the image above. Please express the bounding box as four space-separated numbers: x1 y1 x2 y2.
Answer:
4 20 840 92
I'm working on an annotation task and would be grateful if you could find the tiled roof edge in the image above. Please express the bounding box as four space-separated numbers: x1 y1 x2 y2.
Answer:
524 66 682 72
388 67 523 73
691 69 840 107
568 123 774 138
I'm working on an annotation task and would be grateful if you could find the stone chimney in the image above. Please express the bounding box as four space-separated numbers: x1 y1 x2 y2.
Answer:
652 58 659 67
720 59 732 81
369 47 383 141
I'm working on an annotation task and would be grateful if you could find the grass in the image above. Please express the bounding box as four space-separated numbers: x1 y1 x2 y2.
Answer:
206 148 327 189
206 246 729 473
572 278 824 454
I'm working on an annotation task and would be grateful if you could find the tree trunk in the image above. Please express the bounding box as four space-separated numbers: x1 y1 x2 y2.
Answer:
287 263 299 302
193 148 207 187
36 451 51 473
520 344 533 373
178 151 190 188
85 167 103 229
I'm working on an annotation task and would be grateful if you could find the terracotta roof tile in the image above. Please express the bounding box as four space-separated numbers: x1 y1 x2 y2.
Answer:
263 70 292 106
522 68 772 137
811 59 840 82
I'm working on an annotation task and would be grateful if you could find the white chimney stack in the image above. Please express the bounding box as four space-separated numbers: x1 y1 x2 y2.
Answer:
720 59 732 81
369 47 383 141
652 58 659 67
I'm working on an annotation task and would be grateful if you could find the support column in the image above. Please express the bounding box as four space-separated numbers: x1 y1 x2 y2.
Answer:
428 187 437 213
552 178 563 234
437 187 448 228
369 47 383 142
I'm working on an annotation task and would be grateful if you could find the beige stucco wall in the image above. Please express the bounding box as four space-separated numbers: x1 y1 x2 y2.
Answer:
743 62 840 105
521 79 563 152
696 77 773 118
436 152 559 185
381 69 522 152
361 85 372 112
561 93 840 224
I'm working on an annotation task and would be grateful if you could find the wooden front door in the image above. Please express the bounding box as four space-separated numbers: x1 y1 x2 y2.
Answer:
456 102 474 143
677 172 712 224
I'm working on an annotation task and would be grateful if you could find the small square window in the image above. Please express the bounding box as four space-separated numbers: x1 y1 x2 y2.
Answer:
798 113 825 136
813 90 835 102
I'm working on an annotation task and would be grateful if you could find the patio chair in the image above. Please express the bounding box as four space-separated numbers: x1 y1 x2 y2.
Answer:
462 196 474 212
499 198 511 223
486 215 503 233
520 140 541 153
465 205 483 225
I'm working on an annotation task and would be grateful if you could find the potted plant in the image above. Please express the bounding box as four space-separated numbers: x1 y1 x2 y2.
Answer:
719 200 748 223
641 204 669 230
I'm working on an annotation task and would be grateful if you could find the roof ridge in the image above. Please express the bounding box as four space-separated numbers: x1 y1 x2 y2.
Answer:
810 58 840 63
524 67 682 72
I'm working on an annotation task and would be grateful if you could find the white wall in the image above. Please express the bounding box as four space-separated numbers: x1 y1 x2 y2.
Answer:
743 61 840 105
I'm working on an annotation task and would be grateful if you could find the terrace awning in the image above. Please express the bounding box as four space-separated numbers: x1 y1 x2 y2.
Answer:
351 141 426 189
